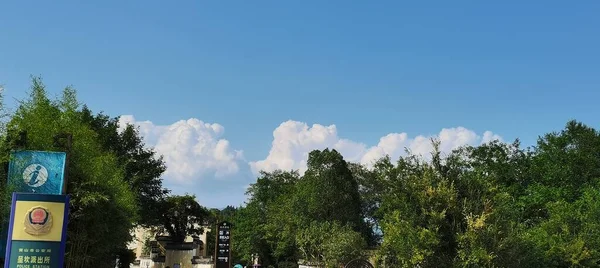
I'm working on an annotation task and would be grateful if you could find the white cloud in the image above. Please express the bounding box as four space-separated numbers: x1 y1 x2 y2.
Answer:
118 115 244 185
118 116 503 207
482 130 503 144
250 121 503 174
248 120 368 174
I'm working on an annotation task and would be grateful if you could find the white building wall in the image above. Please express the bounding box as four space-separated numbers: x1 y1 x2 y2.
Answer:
193 264 213 268
129 225 212 260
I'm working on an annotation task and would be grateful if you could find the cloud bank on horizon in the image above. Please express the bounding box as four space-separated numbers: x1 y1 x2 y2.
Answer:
118 115 502 206
250 120 503 174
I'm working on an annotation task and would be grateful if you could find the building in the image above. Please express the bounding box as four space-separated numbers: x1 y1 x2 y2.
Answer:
127 226 213 268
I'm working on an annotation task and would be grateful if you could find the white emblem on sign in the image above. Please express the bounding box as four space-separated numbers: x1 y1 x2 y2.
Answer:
22 164 48 187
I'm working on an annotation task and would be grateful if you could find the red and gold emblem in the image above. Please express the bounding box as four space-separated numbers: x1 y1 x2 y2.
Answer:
24 206 53 236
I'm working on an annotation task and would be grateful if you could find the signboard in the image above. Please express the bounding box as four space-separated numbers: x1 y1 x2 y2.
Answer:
215 221 231 268
7 151 67 195
1 151 67 258
4 193 69 268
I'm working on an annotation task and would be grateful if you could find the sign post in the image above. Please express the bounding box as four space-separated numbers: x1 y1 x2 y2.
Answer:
215 221 232 268
3 193 70 268
1 150 68 264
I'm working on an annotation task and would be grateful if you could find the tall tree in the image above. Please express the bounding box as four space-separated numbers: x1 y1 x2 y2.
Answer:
285 149 371 266
3 77 138 268
295 149 364 229
517 120 600 266
375 149 460 267
296 221 366 268
157 195 209 243
349 161 388 247
79 107 169 227
232 170 300 266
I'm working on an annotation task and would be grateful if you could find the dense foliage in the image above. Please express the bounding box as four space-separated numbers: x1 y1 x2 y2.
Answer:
227 125 600 267
0 77 195 268
222 150 371 267
156 194 210 243
2 78 139 267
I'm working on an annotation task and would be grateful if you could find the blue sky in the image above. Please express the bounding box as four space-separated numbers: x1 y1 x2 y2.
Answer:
1 1 599 208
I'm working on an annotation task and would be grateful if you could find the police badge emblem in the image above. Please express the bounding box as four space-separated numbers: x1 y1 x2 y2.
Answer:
24 206 53 236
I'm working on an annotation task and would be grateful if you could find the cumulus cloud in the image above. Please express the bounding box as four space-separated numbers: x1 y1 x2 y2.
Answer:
248 121 367 174
118 115 244 185
250 121 503 174
118 116 503 207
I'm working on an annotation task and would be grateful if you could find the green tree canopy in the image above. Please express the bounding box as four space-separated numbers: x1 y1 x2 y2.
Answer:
79 107 169 227
157 194 209 243
296 149 363 228
3 77 138 267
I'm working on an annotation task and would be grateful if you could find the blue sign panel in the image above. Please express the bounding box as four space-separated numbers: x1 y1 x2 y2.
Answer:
1 151 67 259
4 193 70 268
7 151 66 195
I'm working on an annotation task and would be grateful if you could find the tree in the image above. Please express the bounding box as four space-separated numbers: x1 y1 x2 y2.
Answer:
219 205 238 221
158 194 209 243
231 203 272 266
296 221 365 268
247 170 300 209
3 77 138 268
349 161 388 247
371 123 600 267
516 120 600 266
449 140 538 267
80 107 169 227
238 151 374 267
234 170 300 266
115 248 136 268
372 140 534 267
375 153 459 268
294 149 365 231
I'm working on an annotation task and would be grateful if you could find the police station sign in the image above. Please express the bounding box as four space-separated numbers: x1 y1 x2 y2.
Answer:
3 193 69 268
1 151 67 259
